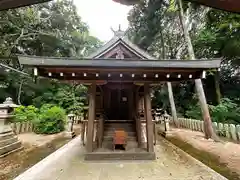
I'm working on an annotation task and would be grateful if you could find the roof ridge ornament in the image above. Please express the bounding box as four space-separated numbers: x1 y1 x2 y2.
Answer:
110 24 125 37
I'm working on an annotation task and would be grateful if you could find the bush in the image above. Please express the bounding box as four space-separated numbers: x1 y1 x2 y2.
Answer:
209 98 240 124
185 104 202 120
13 105 38 122
34 105 66 134
185 98 240 124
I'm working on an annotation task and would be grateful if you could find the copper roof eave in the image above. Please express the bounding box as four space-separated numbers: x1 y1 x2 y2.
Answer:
18 55 221 69
0 0 240 13
116 0 240 13
0 0 50 11
189 0 240 13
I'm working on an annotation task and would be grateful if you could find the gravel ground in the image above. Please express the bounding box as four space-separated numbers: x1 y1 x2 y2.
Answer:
15 135 227 180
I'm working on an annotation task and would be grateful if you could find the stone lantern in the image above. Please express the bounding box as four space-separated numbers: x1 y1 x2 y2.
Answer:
163 111 171 137
65 113 75 138
0 97 22 157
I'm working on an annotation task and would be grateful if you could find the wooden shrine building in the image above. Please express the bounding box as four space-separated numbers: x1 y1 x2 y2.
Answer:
18 30 221 160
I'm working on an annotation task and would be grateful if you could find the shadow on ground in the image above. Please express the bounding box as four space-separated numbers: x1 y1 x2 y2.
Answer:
157 126 240 180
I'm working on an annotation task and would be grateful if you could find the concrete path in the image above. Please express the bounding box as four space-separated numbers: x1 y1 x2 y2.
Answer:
14 136 227 180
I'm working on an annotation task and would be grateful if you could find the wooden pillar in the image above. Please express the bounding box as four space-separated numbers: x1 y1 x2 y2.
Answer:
97 115 104 148
144 83 154 152
81 121 85 145
107 88 111 110
135 87 142 147
86 83 96 152
128 88 134 120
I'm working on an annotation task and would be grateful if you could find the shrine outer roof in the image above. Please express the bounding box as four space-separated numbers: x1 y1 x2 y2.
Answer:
0 0 50 11
18 55 221 69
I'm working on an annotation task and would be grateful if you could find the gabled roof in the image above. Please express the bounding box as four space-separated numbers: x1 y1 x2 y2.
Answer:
18 55 221 69
87 30 155 60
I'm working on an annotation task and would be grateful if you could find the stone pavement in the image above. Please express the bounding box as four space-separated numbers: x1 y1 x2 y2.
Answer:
14 135 227 180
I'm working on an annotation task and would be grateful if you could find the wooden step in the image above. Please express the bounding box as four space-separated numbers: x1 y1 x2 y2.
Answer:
104 126 135 130
103 136 137 141
104 122 135 126
104 131 136 136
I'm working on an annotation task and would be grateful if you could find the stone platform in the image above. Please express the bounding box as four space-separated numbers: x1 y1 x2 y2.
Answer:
0 130 22 158
85 151 156 161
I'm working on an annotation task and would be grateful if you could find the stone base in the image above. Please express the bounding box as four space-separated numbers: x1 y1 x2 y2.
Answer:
0 146 23 158
162 131 173 138
65 131 75 138
0 131 22 158
85 152 156 161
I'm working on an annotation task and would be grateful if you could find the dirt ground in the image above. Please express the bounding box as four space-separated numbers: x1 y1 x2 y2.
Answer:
0 124 81 180
168 128 240 178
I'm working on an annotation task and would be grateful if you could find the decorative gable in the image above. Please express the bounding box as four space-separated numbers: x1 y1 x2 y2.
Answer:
99 41 142 59
87 28 155 60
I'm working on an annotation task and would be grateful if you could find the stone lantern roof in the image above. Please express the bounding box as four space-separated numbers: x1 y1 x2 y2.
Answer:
0 97 19 109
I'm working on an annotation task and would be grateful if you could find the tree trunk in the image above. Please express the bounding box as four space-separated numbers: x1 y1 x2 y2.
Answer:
160 26 178 127
214 72 221 104
177 0 217 139
17 79 23 105
167 82 178 127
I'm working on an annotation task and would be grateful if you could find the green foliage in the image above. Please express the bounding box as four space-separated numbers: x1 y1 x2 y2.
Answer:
128 1 240 124
185 104 202 120
13 104 67 134
13 105 38 122
32 82 87 115
194 9 240 64
0 0 101 109
209 98 240 124
186 98 240 124
34 105 66 134
0 0 102 57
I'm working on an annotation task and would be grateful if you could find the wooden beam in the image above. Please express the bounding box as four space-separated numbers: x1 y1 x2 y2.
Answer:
144 83 154 152
42 67 204 73
86 83 96 152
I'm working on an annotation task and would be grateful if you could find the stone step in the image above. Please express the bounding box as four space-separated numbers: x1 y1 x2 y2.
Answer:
104 124 135 127
0 141 22 156
102 139 138 143
85 152 156 161
0 136 18 147
0 146 23 158
0 132 15 141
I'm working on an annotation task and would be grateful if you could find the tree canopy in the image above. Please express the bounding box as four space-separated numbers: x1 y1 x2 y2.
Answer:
0 0 102 114
128 0 240 124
